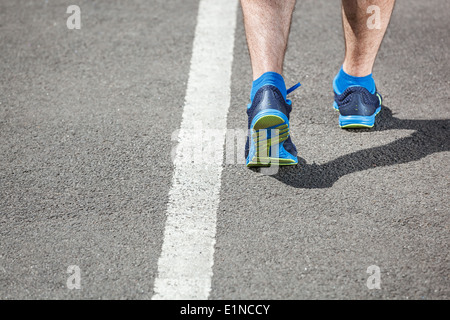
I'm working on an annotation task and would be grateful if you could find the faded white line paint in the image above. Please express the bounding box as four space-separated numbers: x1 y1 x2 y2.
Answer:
152 0 238 300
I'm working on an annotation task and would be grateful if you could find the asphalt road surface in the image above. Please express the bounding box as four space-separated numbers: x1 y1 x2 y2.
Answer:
1 0 449 299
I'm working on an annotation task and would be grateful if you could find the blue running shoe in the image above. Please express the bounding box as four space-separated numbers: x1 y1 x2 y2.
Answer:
333 86 382 128
245 84 300 167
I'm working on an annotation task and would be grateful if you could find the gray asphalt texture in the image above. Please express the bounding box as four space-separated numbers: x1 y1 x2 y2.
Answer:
1 0 449 299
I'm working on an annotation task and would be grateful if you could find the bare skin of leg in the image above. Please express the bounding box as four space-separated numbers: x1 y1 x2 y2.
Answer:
342 0 396 77
241 0 395 79
240 0 296 80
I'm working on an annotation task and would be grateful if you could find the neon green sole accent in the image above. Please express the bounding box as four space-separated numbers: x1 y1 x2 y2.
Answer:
252 127 289 142
252 124 288 137
340 124 374 129
255 133 289 148
246 157 297 167
376 93 382 105
253 115 284 130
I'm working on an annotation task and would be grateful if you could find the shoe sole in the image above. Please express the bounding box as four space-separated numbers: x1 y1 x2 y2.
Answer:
246 110 298 167
338 106 381 128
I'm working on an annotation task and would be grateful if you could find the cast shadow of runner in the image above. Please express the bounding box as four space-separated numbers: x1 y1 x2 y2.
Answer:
269 105 449 189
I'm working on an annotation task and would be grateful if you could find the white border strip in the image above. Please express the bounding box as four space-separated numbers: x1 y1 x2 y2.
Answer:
152 0 238 300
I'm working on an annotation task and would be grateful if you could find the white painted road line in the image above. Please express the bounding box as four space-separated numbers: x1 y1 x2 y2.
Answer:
152 0 238 300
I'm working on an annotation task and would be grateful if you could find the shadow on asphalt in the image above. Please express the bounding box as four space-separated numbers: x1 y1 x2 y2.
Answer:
269 106 450 189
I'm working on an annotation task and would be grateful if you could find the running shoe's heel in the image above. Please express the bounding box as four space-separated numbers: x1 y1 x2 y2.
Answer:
334 88 382 129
